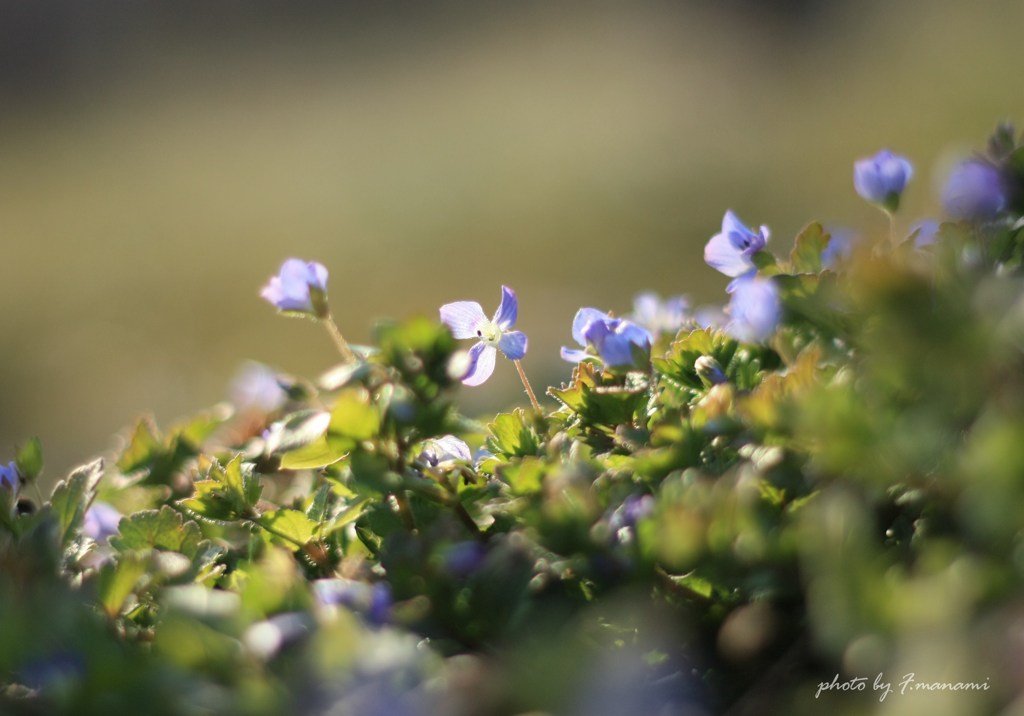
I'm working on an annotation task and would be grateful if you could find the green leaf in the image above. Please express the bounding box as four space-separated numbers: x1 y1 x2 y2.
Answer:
349 449 402 494
322 496 370 537
496 457 545 496
15 437 43 482
329 388 380 441
751 250 780 274
549 362 647 430
178 480 236 523
97 552 149 617
279 437 350 470
110 505 203 558
486 409 541 458
789 222 829 274
221 456 262 510
653 328 739 391
256 509 318 546
116 418 162 474
49 458 103 548
306 483 333 523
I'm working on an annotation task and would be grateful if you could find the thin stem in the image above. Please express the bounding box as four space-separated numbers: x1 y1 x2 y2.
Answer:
513 359 542 413
888 210 897 248
322 312 357 364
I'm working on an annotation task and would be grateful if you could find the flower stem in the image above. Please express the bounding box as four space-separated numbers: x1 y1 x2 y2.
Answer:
888 211 897 248
323 313 357 363
513 359 542 413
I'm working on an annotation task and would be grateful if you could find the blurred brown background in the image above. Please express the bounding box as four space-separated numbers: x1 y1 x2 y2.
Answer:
2 0 1022 481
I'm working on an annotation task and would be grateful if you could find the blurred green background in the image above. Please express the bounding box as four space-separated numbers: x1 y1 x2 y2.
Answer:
2 0 1022 480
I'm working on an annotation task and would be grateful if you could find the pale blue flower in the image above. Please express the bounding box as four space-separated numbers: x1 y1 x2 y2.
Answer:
854 149 913 212
727 277 780 343
629 292 690 336
0 461 19 494
910 219 940 248
83 502 122 544
419 435 472 468
230 361 288 412
704 210 770 278
314 579 392 626
440 286 527 386
820 226 863 269
942 160 1007 220
260 258 329 316
561 308 652 369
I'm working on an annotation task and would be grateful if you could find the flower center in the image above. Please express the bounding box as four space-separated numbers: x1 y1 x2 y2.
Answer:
477 321 502 346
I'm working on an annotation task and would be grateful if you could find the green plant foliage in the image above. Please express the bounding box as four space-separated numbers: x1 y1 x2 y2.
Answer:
5 123 1024 714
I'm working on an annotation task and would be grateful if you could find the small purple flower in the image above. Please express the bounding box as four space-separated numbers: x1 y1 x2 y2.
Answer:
83 502 122 544
629 292 690 336
442 541 486 577
704 210 770 278
419 435 472 468
941 160 1007 221
440 286 528 386
230 361 288 412
853 149 913 212
694 356 728 385
314 579 391 626
260 258 329 317
726 276 780 343
0 461 19 494
910 219 940 248
694 305 728 331
561 309 652 370
609 494 655 532
820 226 863 269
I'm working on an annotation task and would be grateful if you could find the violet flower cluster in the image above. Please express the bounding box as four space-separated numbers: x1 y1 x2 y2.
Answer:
254 142 1015 409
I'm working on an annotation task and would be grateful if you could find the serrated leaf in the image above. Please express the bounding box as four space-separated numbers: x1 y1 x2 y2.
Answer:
110 505 203 558
178 480 236 523
486 409 541 458
97 552 149 618
15 437 43 482
116 418 162 474
329 388 380 441
789 222 829 273
221 456 262 509
49 458 103 548
256 508 318 546
653 328 739 390
550 362 648 430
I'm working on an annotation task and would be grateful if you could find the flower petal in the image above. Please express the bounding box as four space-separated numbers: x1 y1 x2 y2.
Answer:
571 308 611 346
462 343 496 386
493 286 518 328
721 210 750 236
307 261 329 292
440 301 488 339
727 277 780 343
498 330 527 360
560 347 591 363
705 231 756 278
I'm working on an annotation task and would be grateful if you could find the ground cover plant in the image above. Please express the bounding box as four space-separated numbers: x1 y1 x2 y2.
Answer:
3 124 1024 715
